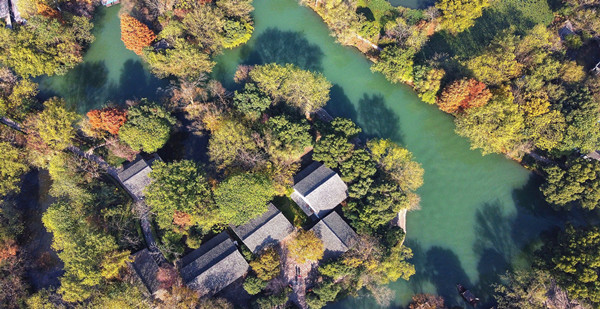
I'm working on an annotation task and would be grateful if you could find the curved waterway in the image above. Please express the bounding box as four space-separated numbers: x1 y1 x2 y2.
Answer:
215 0 563 307
35 1 564 307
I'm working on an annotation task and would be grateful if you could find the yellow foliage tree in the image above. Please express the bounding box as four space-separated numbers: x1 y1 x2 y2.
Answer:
286 230 324 264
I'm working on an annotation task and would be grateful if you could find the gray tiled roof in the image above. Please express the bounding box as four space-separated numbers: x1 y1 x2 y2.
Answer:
292 162 348 218
231 203 294 253
117 156 160 201
0 0 9 19
130 249 161 295
310 211 358 261
179 232 249 296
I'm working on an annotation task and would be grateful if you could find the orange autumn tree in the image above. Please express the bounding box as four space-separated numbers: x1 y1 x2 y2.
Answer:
437 78 492 114
37 3 61 20
120 15 156 55
87 107 127 135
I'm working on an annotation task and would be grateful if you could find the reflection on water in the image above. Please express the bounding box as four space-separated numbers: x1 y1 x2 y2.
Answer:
37 5 167 114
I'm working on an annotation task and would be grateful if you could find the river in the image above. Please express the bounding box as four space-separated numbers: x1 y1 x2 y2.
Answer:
37 1 564 308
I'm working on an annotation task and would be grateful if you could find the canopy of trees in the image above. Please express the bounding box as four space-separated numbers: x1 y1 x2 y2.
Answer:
118 103 175 153
214 173 276 225
540 158 600 211
286 230 324 264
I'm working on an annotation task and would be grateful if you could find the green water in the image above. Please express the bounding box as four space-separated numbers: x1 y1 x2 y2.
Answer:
215 0 562 307
37 5 167 114
36 1 563 307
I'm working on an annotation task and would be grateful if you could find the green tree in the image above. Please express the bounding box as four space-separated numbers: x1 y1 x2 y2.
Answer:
249 63 332 114
119 103 175 153
368 139 424 192
312 134 354 169
222 19 253 49
558 88 600 153
413 66 445 104
0 142 29 198
249 247 281 281
214 173 275 225
435 0 490 34
182 5 225 52
371 46 415 84
466 33 522 86
540 158 600 210
145 160 217 232
208 118 258 170
329 117 362 138
233 83 271 118
340 149 377 183
493 269 555 309
144 39 215 80
286 230 324 264
33 98 79 150
346 182 410 232
264 115 312 159
216 0 254 21
537 225 600 304
0 70 38 120
243 275 267 295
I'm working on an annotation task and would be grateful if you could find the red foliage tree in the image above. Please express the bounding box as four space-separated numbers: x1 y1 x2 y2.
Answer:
120 15 156 55
437 78 492 114
86 107 127 135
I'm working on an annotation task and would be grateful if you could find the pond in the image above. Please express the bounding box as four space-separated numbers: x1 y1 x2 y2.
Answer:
37 5 167 114
37 0 565 307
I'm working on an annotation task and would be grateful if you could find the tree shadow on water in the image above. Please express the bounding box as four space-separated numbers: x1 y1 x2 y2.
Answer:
242 28 324 72
423 246 473 306
357 93 403 143
62 61 109 113
326 85 357 120
111 59 168 103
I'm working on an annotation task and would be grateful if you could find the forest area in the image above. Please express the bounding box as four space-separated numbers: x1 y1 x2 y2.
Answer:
1 0 600 308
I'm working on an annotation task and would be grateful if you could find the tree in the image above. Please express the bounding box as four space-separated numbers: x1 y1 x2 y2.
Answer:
437 78 492 114
32 98 79 150
243 275 267 295
414 66 445 104
558 88 600 153
233 83 272 118
454 88 526 155
120 15 156 55
345 182 411 232
249 247 281 281
339 149 377 183
42 200 129 302
540 158 600 210
286 230 324 264
264 115 312 159
466 33 522 86
222 19 253 49
118 103 175 153
144 39 215 80
86 107 127 135
145 160 216 232
216 0 254 21
493 269 554 309
0 69 37 120
537 225 600 304
368 139 424 192
249 63 332 114
0 142 28 198
183 5 225 52
313 134 353 169
198 297 233 309
208 118 259 170
371 46 415 84
214 173 275 225
435 0 490 34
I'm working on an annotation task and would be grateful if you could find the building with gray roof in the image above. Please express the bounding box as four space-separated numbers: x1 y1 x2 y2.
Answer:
117 154 161 201
231 203 293 254
291 162 348 219
179 232 249 296
310 211 358 261
129 249 161 296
